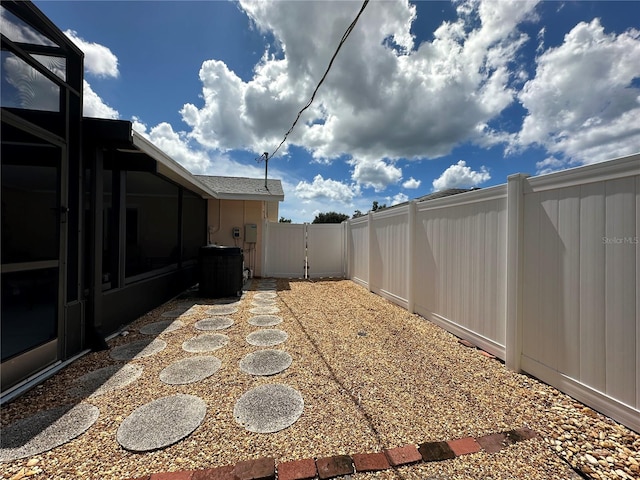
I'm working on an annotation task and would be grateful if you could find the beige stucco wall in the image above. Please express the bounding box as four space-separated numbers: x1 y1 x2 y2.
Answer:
206 198 279 278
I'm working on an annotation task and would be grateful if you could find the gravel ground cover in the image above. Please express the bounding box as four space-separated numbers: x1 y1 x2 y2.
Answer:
1 279 638 480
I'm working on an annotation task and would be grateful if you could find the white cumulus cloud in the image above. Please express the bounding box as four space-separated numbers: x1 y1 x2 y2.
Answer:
516 19 640 164
402 177 421 189
432 160 491 191
178 0 540 193
294 174 360 203
64 30 119 78
83 80 118 119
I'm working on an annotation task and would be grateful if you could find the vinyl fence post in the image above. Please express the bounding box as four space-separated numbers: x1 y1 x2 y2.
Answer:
407 200 416 313
368 211 373 292
506 173 530 372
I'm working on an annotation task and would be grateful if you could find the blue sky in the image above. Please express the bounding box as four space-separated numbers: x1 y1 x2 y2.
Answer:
33 0 640 222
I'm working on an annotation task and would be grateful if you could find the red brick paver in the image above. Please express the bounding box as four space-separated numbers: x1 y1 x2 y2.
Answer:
315 455 354 479
277 458 317 480
476 432 509 453
192 466 236 480
352 452 390 472
447 437 482 456
418 441 456 462
384 444 422 466
232 458 276 480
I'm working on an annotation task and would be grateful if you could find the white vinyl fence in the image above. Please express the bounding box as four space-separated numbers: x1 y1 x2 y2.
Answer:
345 153 639 432
262 221 346 278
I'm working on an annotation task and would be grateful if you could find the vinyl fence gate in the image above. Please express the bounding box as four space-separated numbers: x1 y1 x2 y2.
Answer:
262 221 346 278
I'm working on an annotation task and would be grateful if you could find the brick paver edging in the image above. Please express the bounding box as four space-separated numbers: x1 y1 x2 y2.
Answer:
123 427 539 480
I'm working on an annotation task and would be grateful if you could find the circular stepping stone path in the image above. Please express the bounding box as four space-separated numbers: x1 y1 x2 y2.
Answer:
70 364 143 398
246 329 288 347
248 315 283 327
239 350 292 376
110 339 167 361
250 306 280 315
233 385 303 433
182 334 229 353
139 319 184 335
254 292 277 300
0 403 99 461
194 317 234 331
116 394 206 452
206 305 238 316
159 356 222 385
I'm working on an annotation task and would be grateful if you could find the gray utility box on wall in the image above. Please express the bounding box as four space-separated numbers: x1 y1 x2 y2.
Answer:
199 245 243 298
244 223 257 243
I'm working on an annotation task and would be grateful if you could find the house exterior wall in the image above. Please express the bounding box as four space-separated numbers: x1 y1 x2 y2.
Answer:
207 198 279 278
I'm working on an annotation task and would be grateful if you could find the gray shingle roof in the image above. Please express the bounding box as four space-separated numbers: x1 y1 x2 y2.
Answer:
195 176 284 201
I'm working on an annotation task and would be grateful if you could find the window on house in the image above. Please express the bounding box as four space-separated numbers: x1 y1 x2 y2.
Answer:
125 171 179 278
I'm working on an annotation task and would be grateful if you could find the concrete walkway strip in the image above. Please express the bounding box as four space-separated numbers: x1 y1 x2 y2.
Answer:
182 334 229 353
249 306 280 315
159 356 222 385
239 350 292 376
116 394 206 452
206 305 238 316
0 403 99 462
70 364 143 398
139 319 185 335
246 329 288 347
248 315 283 327
110 339 167 361
194 317 234 331
233 384 303 433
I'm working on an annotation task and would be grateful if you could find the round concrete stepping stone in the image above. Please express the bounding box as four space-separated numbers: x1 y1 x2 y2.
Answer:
194 317 234 331
239 349 292 376
182 334 229 353
254 292 277 300
210 297 241 304
159 356 222 385
110 339 167 361
234 385 303 433
250 306 280 315
116 394 206 452
206 305 238 316
70 364 143 398
161 308 190 318
252 298 276 307
139 319 185 335
248 315 283 327
0 403 99 461
246 329 288 347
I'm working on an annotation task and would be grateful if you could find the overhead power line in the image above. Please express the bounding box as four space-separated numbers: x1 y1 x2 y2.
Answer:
266 0 370 160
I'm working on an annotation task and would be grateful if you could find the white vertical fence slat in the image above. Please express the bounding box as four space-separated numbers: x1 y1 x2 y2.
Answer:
604 177 637 407
344 153 639 433
579 181 607 392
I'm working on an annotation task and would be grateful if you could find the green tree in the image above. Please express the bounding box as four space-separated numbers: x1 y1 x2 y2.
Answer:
352 209 364 218
279 216 292 223
312 211 349 224
371 200 387 212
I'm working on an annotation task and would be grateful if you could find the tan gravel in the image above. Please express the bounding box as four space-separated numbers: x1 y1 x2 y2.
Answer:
1 279 638 480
